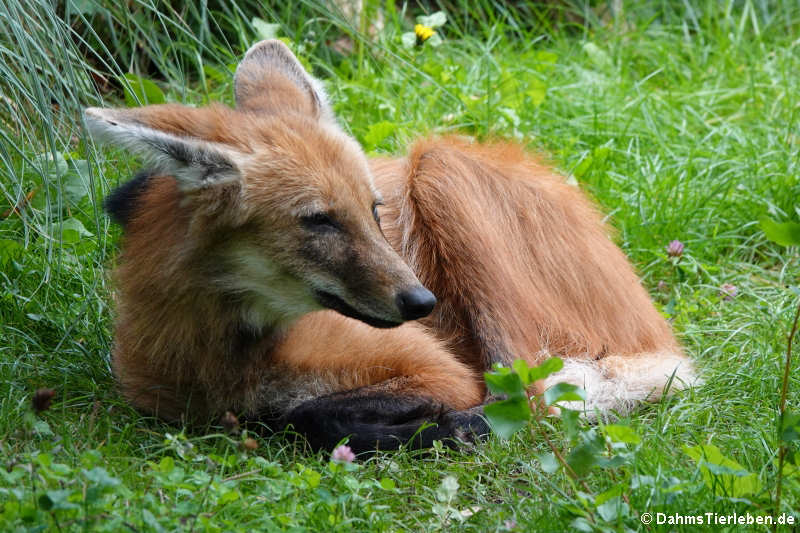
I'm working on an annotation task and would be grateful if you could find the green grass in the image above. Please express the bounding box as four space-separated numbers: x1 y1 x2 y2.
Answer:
1 0 799 531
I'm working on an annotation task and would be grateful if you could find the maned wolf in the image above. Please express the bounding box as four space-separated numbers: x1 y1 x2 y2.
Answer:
85 40 697 453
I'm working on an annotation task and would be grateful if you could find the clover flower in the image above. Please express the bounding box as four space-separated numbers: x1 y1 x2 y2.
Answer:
331 444 355 463
720 283 738 300
666 239 684 258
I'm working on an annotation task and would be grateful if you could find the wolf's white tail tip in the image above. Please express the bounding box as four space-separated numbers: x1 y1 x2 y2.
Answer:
543 351 700 418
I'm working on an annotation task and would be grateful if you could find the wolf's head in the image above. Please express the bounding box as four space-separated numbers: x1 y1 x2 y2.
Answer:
87 40 435 329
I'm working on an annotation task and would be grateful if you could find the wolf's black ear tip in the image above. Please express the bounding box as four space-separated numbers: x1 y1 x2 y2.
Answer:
104 170 154 228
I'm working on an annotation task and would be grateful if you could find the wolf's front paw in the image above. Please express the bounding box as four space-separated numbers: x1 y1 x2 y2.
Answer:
439 406 491 446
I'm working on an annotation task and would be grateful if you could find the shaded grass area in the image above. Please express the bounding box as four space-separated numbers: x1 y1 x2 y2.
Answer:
1 0 799 530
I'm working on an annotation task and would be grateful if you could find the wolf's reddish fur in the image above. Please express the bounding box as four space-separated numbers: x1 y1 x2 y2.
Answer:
88 40 695 451
374 138 680 368
112 174 483 423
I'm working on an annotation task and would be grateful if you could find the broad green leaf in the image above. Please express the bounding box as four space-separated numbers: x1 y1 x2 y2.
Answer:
63 161 91 205
379 477 396 490
67 0 102 15
122 73 165 107
527 357 563 382
363 121 397 151
83 467 121 488
583 42 611 68
0 239 23 267
38 490 78 511
512 358 531 384
684 444 761 497
28 152 70 214
566 447 597 477
218 489 240 505
526 79 547 107
782 411 800 442
561 408 581 441
418 11 446 28
597 497 628 522
314 486 335 506
775 458 800 478
566 430 604 476
427 33 443 47
49 463 72 476
602 424 641 445
570 517 594 532
0 467 25 485
499 71 523 108
252 17 280 41
436 475 459 502
33 419 53 436
573 155 593 178
33 151 68 180
630 474 655 488
29 184 56 212
535 50 558 69
142 509 165 533
301 467 321 489
544 383 586 406
483 398 530 439
484 367 526 399
760 217 800 246
595 455 627 468
536 452 559 473
401 32 417 49
60 217 93 244
704 462 751 476
158 456 175 473
593 146 610 165
80 450 101 468
595 484 623 506
422 60 443 78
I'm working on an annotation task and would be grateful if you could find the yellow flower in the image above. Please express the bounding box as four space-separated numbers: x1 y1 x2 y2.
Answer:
414 24 435 42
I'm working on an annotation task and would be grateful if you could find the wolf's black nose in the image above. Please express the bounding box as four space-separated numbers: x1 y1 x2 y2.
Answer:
396 286 437 321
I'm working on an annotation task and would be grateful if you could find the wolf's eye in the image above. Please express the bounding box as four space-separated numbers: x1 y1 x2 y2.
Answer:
301 212 339 232
372 202 383 225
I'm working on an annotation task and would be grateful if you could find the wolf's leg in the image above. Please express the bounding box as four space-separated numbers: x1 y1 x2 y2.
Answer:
284 381 489 452
113 348 210 424
255 311 486 451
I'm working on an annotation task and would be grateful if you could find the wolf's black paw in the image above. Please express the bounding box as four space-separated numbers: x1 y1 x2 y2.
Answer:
438 406 491 446
282 392 490 454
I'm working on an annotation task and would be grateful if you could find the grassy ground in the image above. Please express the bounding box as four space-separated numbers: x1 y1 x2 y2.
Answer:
1 0 799 531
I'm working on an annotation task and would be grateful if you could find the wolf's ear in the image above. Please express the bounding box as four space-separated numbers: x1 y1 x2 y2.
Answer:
84 107 244 192
234 39 334 122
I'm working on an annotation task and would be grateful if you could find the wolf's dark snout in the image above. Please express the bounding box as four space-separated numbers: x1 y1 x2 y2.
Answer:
396 286 437 321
